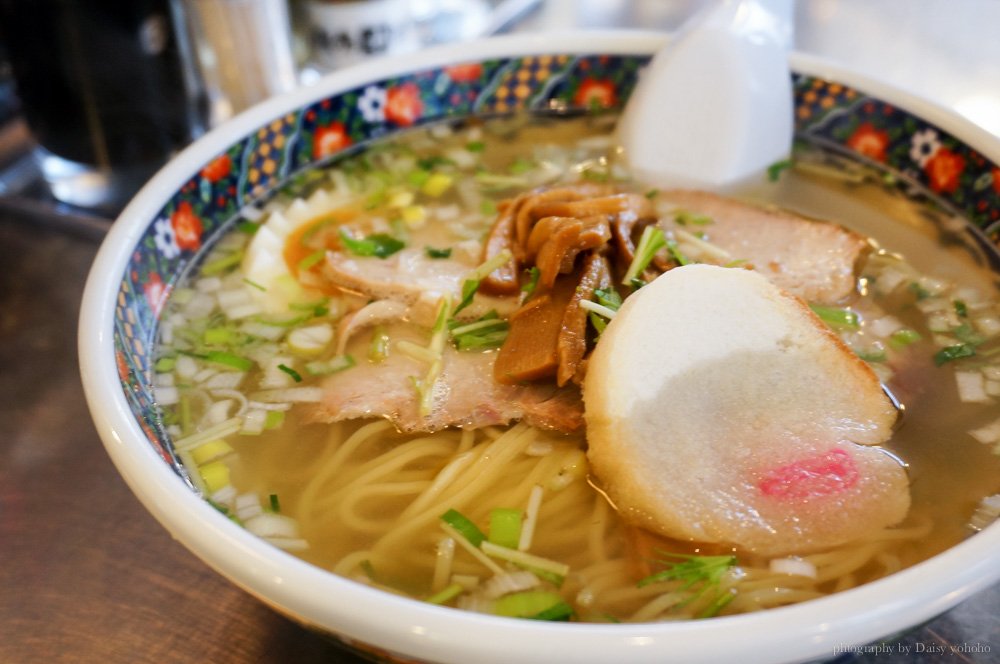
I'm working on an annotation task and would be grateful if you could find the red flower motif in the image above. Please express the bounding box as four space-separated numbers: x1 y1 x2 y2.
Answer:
143 273 168 316
446 63 482 83
573 78 617 109
170 201 204 252
115 349 130 382
200 154 232 183
846 122 889 162
313 121 352 159
313 122 351 159
385 83 423 127
992 167 1000 195
925 148 966 194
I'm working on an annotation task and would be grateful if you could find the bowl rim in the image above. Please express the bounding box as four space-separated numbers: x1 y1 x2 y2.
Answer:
80 29 1000 664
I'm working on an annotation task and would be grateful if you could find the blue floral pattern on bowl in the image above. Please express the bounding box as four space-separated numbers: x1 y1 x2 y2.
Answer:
111 53 1000 467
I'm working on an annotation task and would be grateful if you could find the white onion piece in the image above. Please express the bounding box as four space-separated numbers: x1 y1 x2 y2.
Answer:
956 371 991 403
769 557 817 578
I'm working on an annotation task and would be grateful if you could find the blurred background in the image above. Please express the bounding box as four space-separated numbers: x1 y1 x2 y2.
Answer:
1 0 999 229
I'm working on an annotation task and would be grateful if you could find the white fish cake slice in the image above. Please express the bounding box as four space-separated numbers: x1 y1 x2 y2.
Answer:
584 264 909 555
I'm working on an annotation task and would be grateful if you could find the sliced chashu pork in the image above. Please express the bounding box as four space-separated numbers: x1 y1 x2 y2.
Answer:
305 329 583 433
324 247 518 324
584 264 909 555
657 190 872 305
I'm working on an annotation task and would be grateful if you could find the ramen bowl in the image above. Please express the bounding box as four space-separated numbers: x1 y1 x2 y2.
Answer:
79 31 1000 664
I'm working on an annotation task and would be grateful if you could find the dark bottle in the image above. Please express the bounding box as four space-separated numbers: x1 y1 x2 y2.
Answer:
0 0 206 177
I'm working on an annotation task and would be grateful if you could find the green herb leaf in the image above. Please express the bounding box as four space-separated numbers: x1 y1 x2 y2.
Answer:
934 343 977 366
593 287 622 311
204 351 254 372
268 493 281 512
277 363 303 382
637 553 737 590
425 246 453 259
338 228 405 258
954 299 969 318
465 140 486 153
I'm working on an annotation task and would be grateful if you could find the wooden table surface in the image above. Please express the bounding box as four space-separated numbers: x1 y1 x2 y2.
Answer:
1 214 997 664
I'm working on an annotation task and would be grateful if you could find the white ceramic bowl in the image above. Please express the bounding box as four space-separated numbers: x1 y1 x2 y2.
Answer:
79 31 1000 664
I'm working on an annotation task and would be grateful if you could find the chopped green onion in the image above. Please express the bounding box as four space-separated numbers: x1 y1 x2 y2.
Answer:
426 582 464 606
644 188 659 199
268 493 281 512
855 348 888 363
908 281 931 300
809 304 860 329
531 601 574 622
953 322 984 346
767 158 794 182
440 508 486 547
934 343 977 366
593 287 622 311
277 363 303 382
297 250 326 271
425 246 453 259
155 356 176 373
450 311 508 351
589 313 608 335
264 410 285 430
493 591 570 621
454 250 512 315
475 172 531 190
508 156 534 175
665 239 691 266
637 553 736 589
407 169 431 188
480 541 569 580
305 354 356 376
674 210 713 226
698 589 737 618
488 508 523 549
621 225 667 286
236 221 260 235
465 140 486 153
369 326 390 362
204 327 240 346
954 300 969 318
243 278 267 292
521 266 540 297
338 228 405 258
204 351 254 372
479 199 498 216
889 328 922 348
629 277 646 290
200 251 244 276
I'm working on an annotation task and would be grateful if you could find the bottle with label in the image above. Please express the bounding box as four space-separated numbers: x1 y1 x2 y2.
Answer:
294 0 421 75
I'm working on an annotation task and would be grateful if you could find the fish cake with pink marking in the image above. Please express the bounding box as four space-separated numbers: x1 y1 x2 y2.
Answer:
583 264 910 556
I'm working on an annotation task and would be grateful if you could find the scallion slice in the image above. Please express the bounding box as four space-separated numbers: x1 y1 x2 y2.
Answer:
809 304 860 330
440 509 486 547
488 508 523 549
621 226 667 286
